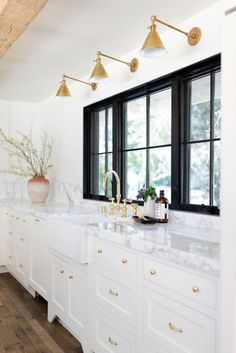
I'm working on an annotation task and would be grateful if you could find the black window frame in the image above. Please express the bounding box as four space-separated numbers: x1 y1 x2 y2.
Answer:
83 54 221 215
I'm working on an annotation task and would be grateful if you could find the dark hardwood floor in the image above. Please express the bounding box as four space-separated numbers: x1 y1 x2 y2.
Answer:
0 273 83 353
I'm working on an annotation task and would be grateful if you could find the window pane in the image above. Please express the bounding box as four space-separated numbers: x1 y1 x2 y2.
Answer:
125 97 146 149
213 141 221 206
149 147 171 201
190 75 210 141
108 107 113 152
189 142 210 205
150 88 171 146
98 154 105 195
125 150 146 199
214 71 221 138
98 110 106 153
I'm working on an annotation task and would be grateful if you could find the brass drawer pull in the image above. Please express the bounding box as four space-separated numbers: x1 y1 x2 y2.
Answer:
192 286 200 293
169 322 183 333
108 336 118 346
69 275 74 279
20 238 24 242
19 264 24 269
122 258 128 264
97 248 103 254
109 288 118 297
34 218 40 222
60 269 64 274
150 269 156 275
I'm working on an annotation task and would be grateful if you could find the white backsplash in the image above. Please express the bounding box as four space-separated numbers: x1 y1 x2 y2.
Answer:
0 179 221 232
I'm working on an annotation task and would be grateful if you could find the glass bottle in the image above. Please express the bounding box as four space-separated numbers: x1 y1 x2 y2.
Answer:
155 190 169 223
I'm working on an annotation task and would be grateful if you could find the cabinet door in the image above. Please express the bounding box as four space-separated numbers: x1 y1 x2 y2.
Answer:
68 264 88 334
0 209 8 266
51 256 67 318
29 220 48 299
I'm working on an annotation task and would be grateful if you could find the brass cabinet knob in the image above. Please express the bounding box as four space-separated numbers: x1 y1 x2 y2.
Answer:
122 258 128 264
34 218 40 223
69 275 74 279
108 336 118 346
169 322 183 333
60 269 64 274
192 286 200 293
97 248 103 254
150 269 156 276
19 264 24 269
109 288 118 296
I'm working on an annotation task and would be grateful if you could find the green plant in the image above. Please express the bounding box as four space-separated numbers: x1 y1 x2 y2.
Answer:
143 186 157 202
0 129 53 177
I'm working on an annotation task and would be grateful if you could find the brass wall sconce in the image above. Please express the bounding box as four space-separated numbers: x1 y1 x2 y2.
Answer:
89 51 139 83
140 15 201 58
56 74 97 97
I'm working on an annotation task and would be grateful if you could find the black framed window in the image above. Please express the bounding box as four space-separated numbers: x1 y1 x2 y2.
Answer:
84 54 221 215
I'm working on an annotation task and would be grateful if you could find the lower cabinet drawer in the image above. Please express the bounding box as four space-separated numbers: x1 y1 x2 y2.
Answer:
138 340 171 353
94 267 137 326
142 287 216 353
143 257 217 309
92 309 136 353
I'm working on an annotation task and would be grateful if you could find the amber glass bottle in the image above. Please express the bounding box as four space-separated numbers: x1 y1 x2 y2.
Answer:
155 190 169 223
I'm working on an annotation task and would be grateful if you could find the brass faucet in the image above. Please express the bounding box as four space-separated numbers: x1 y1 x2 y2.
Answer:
102 170 121 204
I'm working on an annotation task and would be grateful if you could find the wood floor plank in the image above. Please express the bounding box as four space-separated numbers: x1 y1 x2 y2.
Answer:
0 273 83 353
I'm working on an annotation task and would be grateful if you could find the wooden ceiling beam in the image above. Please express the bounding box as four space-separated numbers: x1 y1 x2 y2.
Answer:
0 0 48 57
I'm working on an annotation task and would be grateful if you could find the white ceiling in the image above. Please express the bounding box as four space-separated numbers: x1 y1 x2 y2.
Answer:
0 0 219 102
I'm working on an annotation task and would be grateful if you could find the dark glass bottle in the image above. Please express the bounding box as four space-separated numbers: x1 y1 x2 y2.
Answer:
155 190 169 223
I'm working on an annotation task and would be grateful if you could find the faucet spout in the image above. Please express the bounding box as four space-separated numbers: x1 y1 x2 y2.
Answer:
102 170 121 205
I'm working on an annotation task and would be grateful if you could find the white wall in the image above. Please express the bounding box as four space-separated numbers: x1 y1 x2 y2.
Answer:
37 2 223 221
221 1 236 352
0 100 39 199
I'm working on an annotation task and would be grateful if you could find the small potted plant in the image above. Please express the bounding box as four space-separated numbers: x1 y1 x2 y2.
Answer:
0 129 53 203
137 185 157 217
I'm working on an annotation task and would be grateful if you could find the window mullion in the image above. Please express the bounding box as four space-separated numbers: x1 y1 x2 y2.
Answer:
209 71 215 206
146 94 150 187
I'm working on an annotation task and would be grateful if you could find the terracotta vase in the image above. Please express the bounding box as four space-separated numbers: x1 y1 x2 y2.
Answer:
27 176 50 203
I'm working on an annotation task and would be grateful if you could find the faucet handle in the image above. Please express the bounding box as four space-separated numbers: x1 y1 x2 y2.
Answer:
131 202 138 216
122 199 127 218
109 197 115 204
109 197 116 215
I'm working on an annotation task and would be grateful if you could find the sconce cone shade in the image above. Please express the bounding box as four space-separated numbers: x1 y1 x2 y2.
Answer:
89 58 109 83
140 24 167 58
55 80 71 97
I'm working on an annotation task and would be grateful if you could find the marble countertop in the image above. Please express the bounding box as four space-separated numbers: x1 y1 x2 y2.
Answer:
0 200 220 277
87 220 220 277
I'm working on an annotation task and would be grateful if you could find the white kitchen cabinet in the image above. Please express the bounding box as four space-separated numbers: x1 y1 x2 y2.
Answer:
29 218 49 300
49 252 88 343
0 208 7 266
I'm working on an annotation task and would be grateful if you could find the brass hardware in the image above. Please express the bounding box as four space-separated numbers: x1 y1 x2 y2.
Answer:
108 337 118 346
131 203 138 216
109 197 116 215
90 51 138 83
150 269 156 275
19 264 24 269
122 199 127 218
101 205 107 215
34 218 40 223
69 275 74 279
60 269 64 274
109 288 118 296
97 248 103 254
122 258 128 264
140 15 201 58
192 286 200 293
102 170 121 209
8 255 12 259
20 238 24 242
56 74 97 97
169 322 183 333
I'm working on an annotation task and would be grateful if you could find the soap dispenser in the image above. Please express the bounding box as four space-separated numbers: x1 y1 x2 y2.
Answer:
155 190 169 223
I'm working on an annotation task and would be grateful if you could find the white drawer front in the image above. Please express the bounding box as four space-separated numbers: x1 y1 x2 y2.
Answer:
139 340 171 353
95 268 136 325
92 310 136 353
93 239 137 277
142 287 216 353
143 257 217 308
